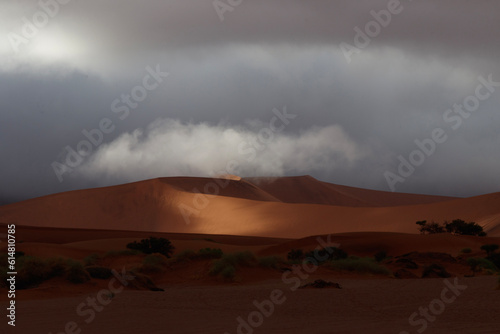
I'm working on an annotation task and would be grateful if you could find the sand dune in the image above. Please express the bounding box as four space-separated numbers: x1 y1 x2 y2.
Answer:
245 175 456 206
0 176 499 238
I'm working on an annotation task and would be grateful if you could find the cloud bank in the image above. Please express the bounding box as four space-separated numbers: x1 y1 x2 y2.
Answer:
77 118 365 184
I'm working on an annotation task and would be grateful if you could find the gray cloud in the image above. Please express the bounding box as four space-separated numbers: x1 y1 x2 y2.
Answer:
76 118 365 184
1 0 499 203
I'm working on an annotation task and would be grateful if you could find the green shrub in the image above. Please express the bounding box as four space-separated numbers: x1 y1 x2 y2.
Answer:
126 237 175 258
139 254 169 273
488 253 500 269
209 251 256 280
17 256 53 289
65 260 90 284
173 249 197 262
374 251 388 263
258 256 283 269
83 254 101 266
329 257 391 275
220 265 236 280
198 248 223 259
304 247 348 263
416 219 486 236
85 266 113 279
104 249 141 257
467 257 498 276
287 249 304 262
480 244 499 257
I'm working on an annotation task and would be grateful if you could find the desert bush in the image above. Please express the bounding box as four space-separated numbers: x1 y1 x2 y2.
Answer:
198 248 223 259
104 249 141 257
65 260 90 284
422 264 451 278
126 237 175 258
139 254 169 273
258 256 284 269
85 266 113 279
16 256 90 289
480 244 499 257
17 256 53 289
172 249 197 262
305 247 348 263
488 252 500 269
287 249 304 262
467 257 498 276
83 254 101 266
209 251 256 280
460 248 472 254
374 251 388 263
444 219 486 236
329 257 391 275
416 219 486 236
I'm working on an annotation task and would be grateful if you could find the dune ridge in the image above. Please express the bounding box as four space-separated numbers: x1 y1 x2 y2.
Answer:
0 176 499 238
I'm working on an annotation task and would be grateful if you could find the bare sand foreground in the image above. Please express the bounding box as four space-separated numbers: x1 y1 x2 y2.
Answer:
3 277 500 334
1 176 500 333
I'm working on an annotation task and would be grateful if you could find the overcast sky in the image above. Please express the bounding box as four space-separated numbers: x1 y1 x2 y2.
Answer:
1 0 499 203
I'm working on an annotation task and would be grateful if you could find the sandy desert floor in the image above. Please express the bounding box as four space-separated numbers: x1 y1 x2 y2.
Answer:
1 176 499 333
2 277 498 334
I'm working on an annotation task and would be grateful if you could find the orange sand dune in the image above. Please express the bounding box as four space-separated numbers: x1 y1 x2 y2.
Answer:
0 176 499 239
245 175 457 206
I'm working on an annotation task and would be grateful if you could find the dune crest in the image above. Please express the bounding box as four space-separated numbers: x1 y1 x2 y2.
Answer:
0 176 499 238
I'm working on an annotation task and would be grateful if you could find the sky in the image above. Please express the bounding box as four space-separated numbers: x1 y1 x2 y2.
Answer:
1 0 499 204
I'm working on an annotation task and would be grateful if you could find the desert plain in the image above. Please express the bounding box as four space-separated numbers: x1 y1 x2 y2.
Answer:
1 175 499 334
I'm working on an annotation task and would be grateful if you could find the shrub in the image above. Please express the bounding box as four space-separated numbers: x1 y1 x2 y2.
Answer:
488 253 500 269
209 251 256 280
480 244 499 257
444 219 486 236
258 256 284 269
198 248 223 259
139 254 169 273
466 257 498 276
416 220 444 234
85 266 113 279
422 264 451 278
173 249 197 262
83 254 101 266
104 249 141 257
17 256 53 289
126 237 175 258
460 248 472 254
305 247 348 263
287 249 304 262
65 260 90 284
374 251 388 263
329 257 391 275
17 257 90 288
220 265 236 280
416 219 487 236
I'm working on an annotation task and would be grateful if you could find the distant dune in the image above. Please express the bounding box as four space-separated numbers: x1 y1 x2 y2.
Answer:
0 175 499 238
245 175 456 206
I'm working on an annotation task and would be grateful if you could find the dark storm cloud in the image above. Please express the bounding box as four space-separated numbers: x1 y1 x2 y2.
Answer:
1 0 499 202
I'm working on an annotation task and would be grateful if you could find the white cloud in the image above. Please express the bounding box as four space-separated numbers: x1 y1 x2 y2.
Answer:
77 118 365 182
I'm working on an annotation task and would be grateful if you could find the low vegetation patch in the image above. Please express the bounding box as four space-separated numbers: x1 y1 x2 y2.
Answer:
126 237 175 258
329 257 391 276
258 256 284 269
466 257 498 276
14 256 90 289
138 254 169 273
209 251 256 280
85 266 113 279
416 219 486 236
